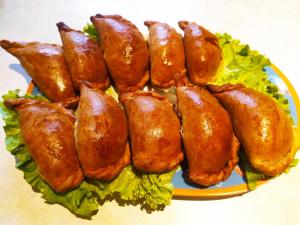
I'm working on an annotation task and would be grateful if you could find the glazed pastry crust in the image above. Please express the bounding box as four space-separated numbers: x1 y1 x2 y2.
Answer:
4 98 83 193
208 84 294 176
57 22 109 91
178 21 221 86
121 91 184 173
0 40 75 102
176 86 239 186
91 14 149 93
144 21 186 88
75 83 130 181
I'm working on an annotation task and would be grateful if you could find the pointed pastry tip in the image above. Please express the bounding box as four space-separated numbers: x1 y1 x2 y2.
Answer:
144 20 159 27
56 22 72 32
0 40 14 50
178 20 189 30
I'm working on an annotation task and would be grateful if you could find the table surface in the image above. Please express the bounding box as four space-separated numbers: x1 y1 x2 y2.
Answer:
0 0 299 224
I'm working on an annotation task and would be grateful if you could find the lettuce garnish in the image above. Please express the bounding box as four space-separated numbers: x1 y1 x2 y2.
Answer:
214 33 290 114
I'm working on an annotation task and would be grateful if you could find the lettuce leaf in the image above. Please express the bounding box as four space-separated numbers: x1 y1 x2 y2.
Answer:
214 33 290 115
0 90 175 219
83 23 98 41
239 152 267 190
92 166 175 211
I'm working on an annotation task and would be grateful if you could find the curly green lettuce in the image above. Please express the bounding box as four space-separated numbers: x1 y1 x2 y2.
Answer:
213 33 290 114
0 90 175 219
83 23 99 40
83 23 99 41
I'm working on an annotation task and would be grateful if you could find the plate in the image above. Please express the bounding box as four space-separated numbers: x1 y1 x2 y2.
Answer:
25 64 300 198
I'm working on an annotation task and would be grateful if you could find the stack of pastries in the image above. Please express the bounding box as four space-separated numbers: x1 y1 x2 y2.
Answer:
0 14 294 193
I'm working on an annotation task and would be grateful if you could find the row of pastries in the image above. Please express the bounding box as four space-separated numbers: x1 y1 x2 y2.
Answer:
0 14 294 193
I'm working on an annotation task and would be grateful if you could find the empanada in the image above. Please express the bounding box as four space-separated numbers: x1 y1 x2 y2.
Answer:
144 21 186 88
178 21 221 85
0 40 76 102
121 91 183 173
208 84 294 176
176 85 239 186
4 98 83 192
75 83 130 180
91 14 149 93
57 22 109 91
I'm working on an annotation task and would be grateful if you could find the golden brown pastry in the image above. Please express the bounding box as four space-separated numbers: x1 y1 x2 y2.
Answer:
75 82 130 180
0 40 76 102
144 21 186 88
4 98 83 193
57 22 109 91
178 21 221 85
176 85 239 186
121 91 183 173
91 14 149 93
207 84 294 176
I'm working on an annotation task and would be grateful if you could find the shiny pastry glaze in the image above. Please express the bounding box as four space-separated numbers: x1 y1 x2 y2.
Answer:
0 40 75 102
57 22 109 91
176 85 239 186
121 91 184 173
91 14 149 93
75 83 130 180
145 21 186 88
178 21 221 85
208 84 294 176
4 98 83 193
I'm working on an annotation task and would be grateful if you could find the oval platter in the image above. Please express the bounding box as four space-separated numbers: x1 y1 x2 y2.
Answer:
25 64 300 199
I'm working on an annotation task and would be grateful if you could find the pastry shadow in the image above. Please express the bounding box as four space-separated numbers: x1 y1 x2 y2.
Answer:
9 63 31 84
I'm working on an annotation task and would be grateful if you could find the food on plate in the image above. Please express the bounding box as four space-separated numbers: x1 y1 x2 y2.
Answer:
0 15 299 219
4 98 84 192
176 85 240 186
57 22 109 91
75 82 130 180
178 21 221 85
207 83 294 176
144 21 186 88
91 14 149 93
0 40 76 102
121 91 184 173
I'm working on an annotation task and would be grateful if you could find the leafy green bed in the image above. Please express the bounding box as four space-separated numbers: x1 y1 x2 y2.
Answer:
0 25 297 219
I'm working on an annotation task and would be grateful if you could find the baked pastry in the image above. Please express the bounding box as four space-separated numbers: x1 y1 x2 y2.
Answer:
91 14 149 93
121 91 183 172
176 85 239 186
57 22 109 91
144 21 186 88
75 82 130 180
207 83 294 176
4 98 83 192
178 21 221 85
0 40 75 102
